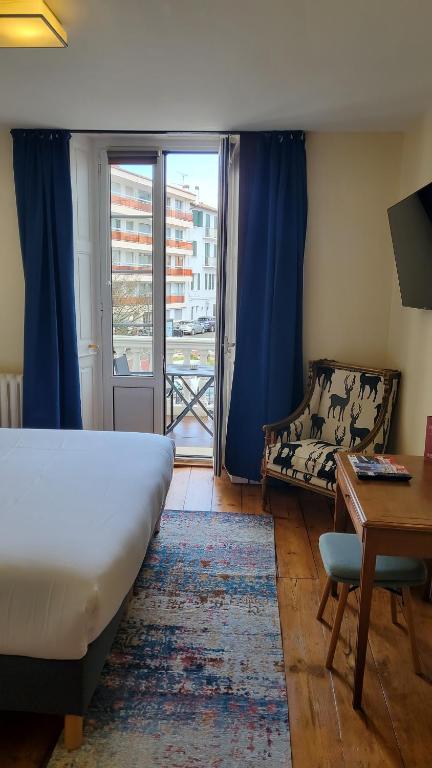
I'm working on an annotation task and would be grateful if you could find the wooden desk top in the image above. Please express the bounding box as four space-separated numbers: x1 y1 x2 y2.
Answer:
336 453 432 532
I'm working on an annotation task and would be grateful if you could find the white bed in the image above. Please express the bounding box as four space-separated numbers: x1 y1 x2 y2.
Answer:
0 427 174 661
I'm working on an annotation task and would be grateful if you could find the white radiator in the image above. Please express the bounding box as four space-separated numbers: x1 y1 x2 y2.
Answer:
0 374 23 428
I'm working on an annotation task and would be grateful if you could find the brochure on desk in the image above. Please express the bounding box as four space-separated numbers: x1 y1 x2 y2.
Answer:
348 455 412 481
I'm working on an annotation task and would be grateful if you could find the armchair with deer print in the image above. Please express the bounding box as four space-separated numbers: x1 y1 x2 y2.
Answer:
262 359 400 505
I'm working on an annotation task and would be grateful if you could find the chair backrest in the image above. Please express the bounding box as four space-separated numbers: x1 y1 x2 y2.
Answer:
114 354 130 375
309 361 399 449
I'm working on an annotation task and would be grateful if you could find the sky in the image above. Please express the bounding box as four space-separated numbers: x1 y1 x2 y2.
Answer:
121 153 219 208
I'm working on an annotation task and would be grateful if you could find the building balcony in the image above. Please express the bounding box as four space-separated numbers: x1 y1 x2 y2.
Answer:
166 208 193 224
166 267 192 278
112 230 152 245
204 256 217 269
113 294 189 307
166 238 193 252
113 296 152 306
111 194 152 213
203 227 218 240
112 264 152 274
111 231 192 254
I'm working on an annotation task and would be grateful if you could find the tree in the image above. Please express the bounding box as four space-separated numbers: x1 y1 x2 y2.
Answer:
111 276 152 332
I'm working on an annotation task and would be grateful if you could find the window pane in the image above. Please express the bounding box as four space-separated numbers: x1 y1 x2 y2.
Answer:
111 164 153 375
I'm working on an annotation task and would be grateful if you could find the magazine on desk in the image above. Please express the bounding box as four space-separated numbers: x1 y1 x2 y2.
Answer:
348 455 412 481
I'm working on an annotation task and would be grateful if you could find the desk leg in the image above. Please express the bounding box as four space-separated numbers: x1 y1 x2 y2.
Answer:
334 483 347 532
353 531 376 709
422 559 432 602
332 483 348 596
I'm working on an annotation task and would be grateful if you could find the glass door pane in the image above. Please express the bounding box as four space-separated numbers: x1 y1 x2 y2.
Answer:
164 153 219 460
110 164 154 375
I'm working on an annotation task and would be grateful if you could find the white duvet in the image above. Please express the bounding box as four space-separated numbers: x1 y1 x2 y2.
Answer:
0 428 174 660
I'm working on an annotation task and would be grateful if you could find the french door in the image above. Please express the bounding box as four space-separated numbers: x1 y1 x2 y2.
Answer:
98 136 222 457
100 147 165 434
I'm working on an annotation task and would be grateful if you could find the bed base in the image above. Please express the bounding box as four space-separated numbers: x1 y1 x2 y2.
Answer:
0 512 163 751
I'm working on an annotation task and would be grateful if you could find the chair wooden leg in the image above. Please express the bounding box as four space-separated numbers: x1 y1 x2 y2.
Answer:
326 583 350 669
262 474 270 512
64 715 83 751
402 587 422 675
390 592 398 624
317 576 332 621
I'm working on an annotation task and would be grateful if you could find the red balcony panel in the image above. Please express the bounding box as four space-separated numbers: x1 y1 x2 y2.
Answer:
166 208 193 222
112 230 152 245
165 238 193 250
166 295 185 304
111 194 152 213
112 265 152 273
165 267 193 277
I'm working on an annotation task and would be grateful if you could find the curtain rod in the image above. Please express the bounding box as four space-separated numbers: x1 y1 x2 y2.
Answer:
69 130 231 135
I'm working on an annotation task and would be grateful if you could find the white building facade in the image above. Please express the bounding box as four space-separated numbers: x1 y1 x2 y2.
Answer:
110 166 217 327
188 201 217 321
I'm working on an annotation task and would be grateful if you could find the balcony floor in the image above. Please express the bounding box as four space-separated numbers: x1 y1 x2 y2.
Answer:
165 414 213 460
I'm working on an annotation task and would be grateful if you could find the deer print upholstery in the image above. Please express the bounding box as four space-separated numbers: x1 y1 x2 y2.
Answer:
262 360 400 501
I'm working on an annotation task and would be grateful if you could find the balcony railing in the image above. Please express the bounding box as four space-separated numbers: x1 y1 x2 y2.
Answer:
111 194 152 213
166 267 193 277
204 227 218 240
111 230 193 252
111 265 192 279
113 264 152 273
166 238 193 251
112 230 152 245
111 197 194 225
166 207 193 223
204 256 217 268
113 293 189 307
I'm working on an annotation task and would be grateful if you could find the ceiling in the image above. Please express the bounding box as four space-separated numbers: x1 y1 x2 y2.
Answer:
1 0 432 131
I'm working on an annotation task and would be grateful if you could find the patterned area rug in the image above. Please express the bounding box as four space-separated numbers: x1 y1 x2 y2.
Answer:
48 510 291 767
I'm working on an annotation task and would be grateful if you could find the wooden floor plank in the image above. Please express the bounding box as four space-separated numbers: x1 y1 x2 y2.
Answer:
211 470 242 513
183 466 214 511
273 490 317 579
164 465 191 510
278 577 346 768
323 592 404 768
366 587 432 768
241 483 264 515
301 491 404 768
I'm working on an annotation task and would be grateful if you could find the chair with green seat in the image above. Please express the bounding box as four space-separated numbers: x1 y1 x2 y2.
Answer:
317 532 427 674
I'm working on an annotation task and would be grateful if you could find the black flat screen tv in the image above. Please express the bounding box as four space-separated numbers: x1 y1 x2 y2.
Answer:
388 181 432 309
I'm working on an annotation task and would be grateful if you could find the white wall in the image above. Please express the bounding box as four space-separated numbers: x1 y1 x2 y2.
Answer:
303 132 402 369
386 112 432 454
0 129 24 373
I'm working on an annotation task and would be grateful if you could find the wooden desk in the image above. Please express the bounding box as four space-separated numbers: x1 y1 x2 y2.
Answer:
335 453 432 709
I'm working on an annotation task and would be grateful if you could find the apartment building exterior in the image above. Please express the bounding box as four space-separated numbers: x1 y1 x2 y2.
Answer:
188 201 217 321
110 166 217 331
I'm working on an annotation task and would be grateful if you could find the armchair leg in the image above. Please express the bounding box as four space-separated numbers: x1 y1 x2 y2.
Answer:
262 474 270 512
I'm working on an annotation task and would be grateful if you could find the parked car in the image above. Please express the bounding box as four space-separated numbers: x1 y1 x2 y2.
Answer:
178 320 205 335
197 316 216 332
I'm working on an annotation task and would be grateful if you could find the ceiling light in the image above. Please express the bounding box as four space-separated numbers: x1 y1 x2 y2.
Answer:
0 1 67 47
